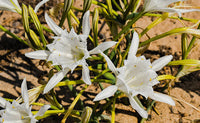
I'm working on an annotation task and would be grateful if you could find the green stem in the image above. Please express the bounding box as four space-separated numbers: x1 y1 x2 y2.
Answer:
140 101 155 123
61 85 88 123
111 96 117 123
0 24 28 45
184 24 200 59
140 13 168 37
92 0 118 16
139 27 188 47
112 0 123 12
113 12 144 41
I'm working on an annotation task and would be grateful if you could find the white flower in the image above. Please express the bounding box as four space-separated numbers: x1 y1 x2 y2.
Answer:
25 11 116 94
144 0 200 17
0 78 50 123
0 0 49 13
93 32 175 118
0 0 21 13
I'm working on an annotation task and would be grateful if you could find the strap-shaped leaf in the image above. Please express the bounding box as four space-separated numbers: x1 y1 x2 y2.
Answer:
168 59 200 66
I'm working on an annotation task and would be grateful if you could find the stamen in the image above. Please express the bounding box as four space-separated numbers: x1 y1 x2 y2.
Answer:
149 78 152 81
21 116 24 120
12 106 15 109
150 65 152 68
134 65 136 67
2 118 4 122
141 58 144 60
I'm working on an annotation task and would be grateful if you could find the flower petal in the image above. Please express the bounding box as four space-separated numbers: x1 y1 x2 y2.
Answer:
45 13 63 36
99 50 118 76
127 32 139 60
149 92 175 106
116 77 129 94
21 78 29 109
152 55 172 71
43 68 70 94
89 41 117 55
25 50 50 60
82 64 92 85
34 0 49 13
34 105 51 117
0 97 7 108
82 10 90 35
128 95 148 118
93 85 118 101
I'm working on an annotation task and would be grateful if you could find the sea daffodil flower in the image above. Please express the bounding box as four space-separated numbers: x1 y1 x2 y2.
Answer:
0 78 50 123
25 11 116 94
144 0 200 17
93 32 175 118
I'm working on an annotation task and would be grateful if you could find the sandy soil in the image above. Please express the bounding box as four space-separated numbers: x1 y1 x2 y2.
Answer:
0 0 200 123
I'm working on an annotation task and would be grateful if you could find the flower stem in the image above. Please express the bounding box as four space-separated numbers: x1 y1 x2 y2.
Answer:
139 27 189 47
0 24 28 45
111 95 117 123
61 85 88 123
113 12 144 41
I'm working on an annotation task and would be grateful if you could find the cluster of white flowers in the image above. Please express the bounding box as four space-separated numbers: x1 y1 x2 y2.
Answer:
0 0 200 121
0 79 50 123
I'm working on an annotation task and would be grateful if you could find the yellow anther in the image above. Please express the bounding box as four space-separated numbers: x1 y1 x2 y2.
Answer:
134 65 136 67
12 106 15 109
149 78 152 81
21 116 24 120
75 46 78 49
71 37 74 40
141 58 144 60
2 118 4 122
150 65 152 68
59 54 61 56
140 82 144 85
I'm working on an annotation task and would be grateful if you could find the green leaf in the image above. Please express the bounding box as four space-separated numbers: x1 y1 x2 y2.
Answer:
29 5 47 47
83 0 92 12
176 66 200 81
29 29 42 48
81 106 93 123
22 4 30 33
168 59 200 66
92 8 99 46
156 75 176 81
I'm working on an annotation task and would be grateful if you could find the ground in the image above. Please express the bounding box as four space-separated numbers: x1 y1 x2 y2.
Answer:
0 0 200 123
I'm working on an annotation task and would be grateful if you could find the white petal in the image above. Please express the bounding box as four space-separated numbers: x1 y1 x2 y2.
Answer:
93 85 118 101
128 32 139 60
25 50 50 60
43 68 70 94
128 95 148 118
34 0 49 13
82 64 92 85
12 0 21 9
89 41 117 54
45 13 63 36
152 55 172 71
0 0 20 12
99 51 118 76
21 78 29 109
149 92 175 106
116 77 129 94
34 105 51 117
82 11 90 35
174 9 200 17
0 97 7 108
